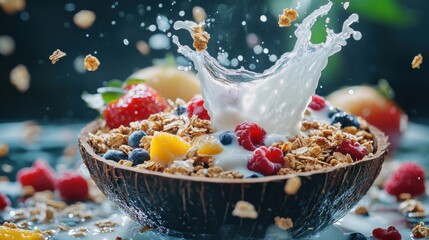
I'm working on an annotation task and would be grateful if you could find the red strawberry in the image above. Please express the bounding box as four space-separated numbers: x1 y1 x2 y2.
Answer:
187 96 210 120
384 162 426 198
247 146 284 176
0 193 10 211
57 172 89 201
104 83 169 128
235 122 266 151
308 95 327 111
372 226 402 240
17 160 56 192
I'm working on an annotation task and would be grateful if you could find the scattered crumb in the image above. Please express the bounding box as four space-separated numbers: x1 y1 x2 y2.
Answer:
354 205 369 216
94 220 118 228
136 40 150 55
274 217 293 230
192 6 207 23
398 193 412 201
68 227 90 237
10 64 30 92
412 54 423 69
115 237 123 240
49 49 66 64
0 35 15 56
284 176 301 195
0 143 9 157
232 200 258 219
412 222 429 238
73 10 96 29
278 8 298 27
24 121 41 144
192 25 210 51
399 199 425 216
0 0 25 15
84 54 100 71
140 226 151 233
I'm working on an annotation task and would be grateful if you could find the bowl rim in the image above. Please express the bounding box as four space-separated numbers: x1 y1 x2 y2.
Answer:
79 119 389 184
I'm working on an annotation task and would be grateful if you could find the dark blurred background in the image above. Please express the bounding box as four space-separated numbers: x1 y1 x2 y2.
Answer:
0 0 428 123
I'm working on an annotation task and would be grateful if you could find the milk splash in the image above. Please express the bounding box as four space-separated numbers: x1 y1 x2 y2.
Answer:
173 1 361 136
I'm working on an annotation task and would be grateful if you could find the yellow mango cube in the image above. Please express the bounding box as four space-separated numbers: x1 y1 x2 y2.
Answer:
150 132 191 165
0 226 44 240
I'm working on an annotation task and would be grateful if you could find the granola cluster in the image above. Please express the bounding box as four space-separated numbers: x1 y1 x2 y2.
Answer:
278 8 298 27
192 25 210 51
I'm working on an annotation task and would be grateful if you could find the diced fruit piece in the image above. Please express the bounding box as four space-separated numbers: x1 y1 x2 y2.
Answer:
150 132 191 165
247 146 284 176
17 160 56 192
103 150 127 162
128 130 147 148
128 148 150 165
235 122 266 151
0 226 44 240
331 111 359 128
308 95 327 111
187 96 210 120
384 162 426 198
219 131 235 145
57 172 89 201
335 139 369 160
372 226 402 240
0 194 10 211
104 83 169 128
196 138 223 155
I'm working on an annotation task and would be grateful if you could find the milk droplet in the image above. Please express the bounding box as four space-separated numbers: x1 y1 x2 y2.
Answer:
156 15 170 32
253 45 263 55
123 39 129 45
237 55 244 61
148 34 170 50
260 15 267 22
241 21 246 26
179 10 185 17
148 24 157 32
269 54 278 62
343 2 350 10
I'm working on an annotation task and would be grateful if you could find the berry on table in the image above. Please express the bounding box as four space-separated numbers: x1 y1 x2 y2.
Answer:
347 232 367 240
103 150 127 162
235 122 267 151
308 95 327 111
247 146 284 176
0 194 10 211
128 130 147 148
57 172 89 201
187 96 211 120
128 148 150 165
335 139 369 160
17 160 56 192
331 111 360 128
219 131 236 145
384 162 426 198
372 226 401 240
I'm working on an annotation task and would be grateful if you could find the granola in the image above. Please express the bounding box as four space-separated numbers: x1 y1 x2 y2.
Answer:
274 217 293 230
84 54 100 71
412 53 423 69
278 8 298 27
0 143 9 157
232 201 258 219
10 64 30 92
49 49 66 64
412 222 429 238
193 25 210 51
73 10 96 29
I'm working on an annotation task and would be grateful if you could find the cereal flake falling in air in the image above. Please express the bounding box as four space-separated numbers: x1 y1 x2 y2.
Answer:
232 200 258 219
412 53 423 69
0 0 25 15
278 8 298 27
84 54 100 71
136 40 150 55
193 25 210 51
49 49 66 64
412 222 429 238
284 176 301 195
274 217 293 230
192 6 207 23
10 64 30 92
73 10 96 29
0 143 9 157
0 35 15 56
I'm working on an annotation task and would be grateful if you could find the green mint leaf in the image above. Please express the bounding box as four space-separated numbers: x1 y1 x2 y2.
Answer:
124 78 145 88
97 87 125 104
106 79 123 88
377 79 395 99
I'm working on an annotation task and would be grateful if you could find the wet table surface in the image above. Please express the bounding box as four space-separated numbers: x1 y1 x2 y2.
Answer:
1 121 429 239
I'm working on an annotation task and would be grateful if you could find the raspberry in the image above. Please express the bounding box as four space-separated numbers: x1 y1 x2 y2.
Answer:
372 226 402 240
57 172 89 201
384 162 426 198
308 95 327 111
0 194 10 211
187 96 210 120
235 122 267 151
247 146 284 176
17 160 56 192
335 139 368 160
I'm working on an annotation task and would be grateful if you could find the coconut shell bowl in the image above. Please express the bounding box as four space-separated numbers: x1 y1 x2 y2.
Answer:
78 120 388 239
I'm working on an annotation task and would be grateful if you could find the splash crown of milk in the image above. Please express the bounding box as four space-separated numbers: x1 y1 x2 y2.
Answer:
173 1 361 136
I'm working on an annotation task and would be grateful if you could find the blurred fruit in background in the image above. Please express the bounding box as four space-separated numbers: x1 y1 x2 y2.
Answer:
327 80 408 152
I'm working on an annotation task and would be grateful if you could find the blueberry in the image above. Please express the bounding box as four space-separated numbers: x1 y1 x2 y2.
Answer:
128 130 147 148
245 173 264 178
347 232 367 240
128 148 150 165
103 150 127 162
175 105 187 115
219 131 235 145
331 111 360 128
328 107 341 118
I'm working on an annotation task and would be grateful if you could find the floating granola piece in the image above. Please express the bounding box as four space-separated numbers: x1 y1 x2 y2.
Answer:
284 176 301 195
278 8 298 27
0 0 25 15
412 222 429 238
0 143 9 157
49 49 66 64
84 54 100 71
136 40 150 55
0 35 15 56
10 64 30 92
274 217 293 230
412 54 423 69
193 25 210 51
399 199 425 217
192 6 207 23
73 10 96 29
232 200 258 219
354 205 369 216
